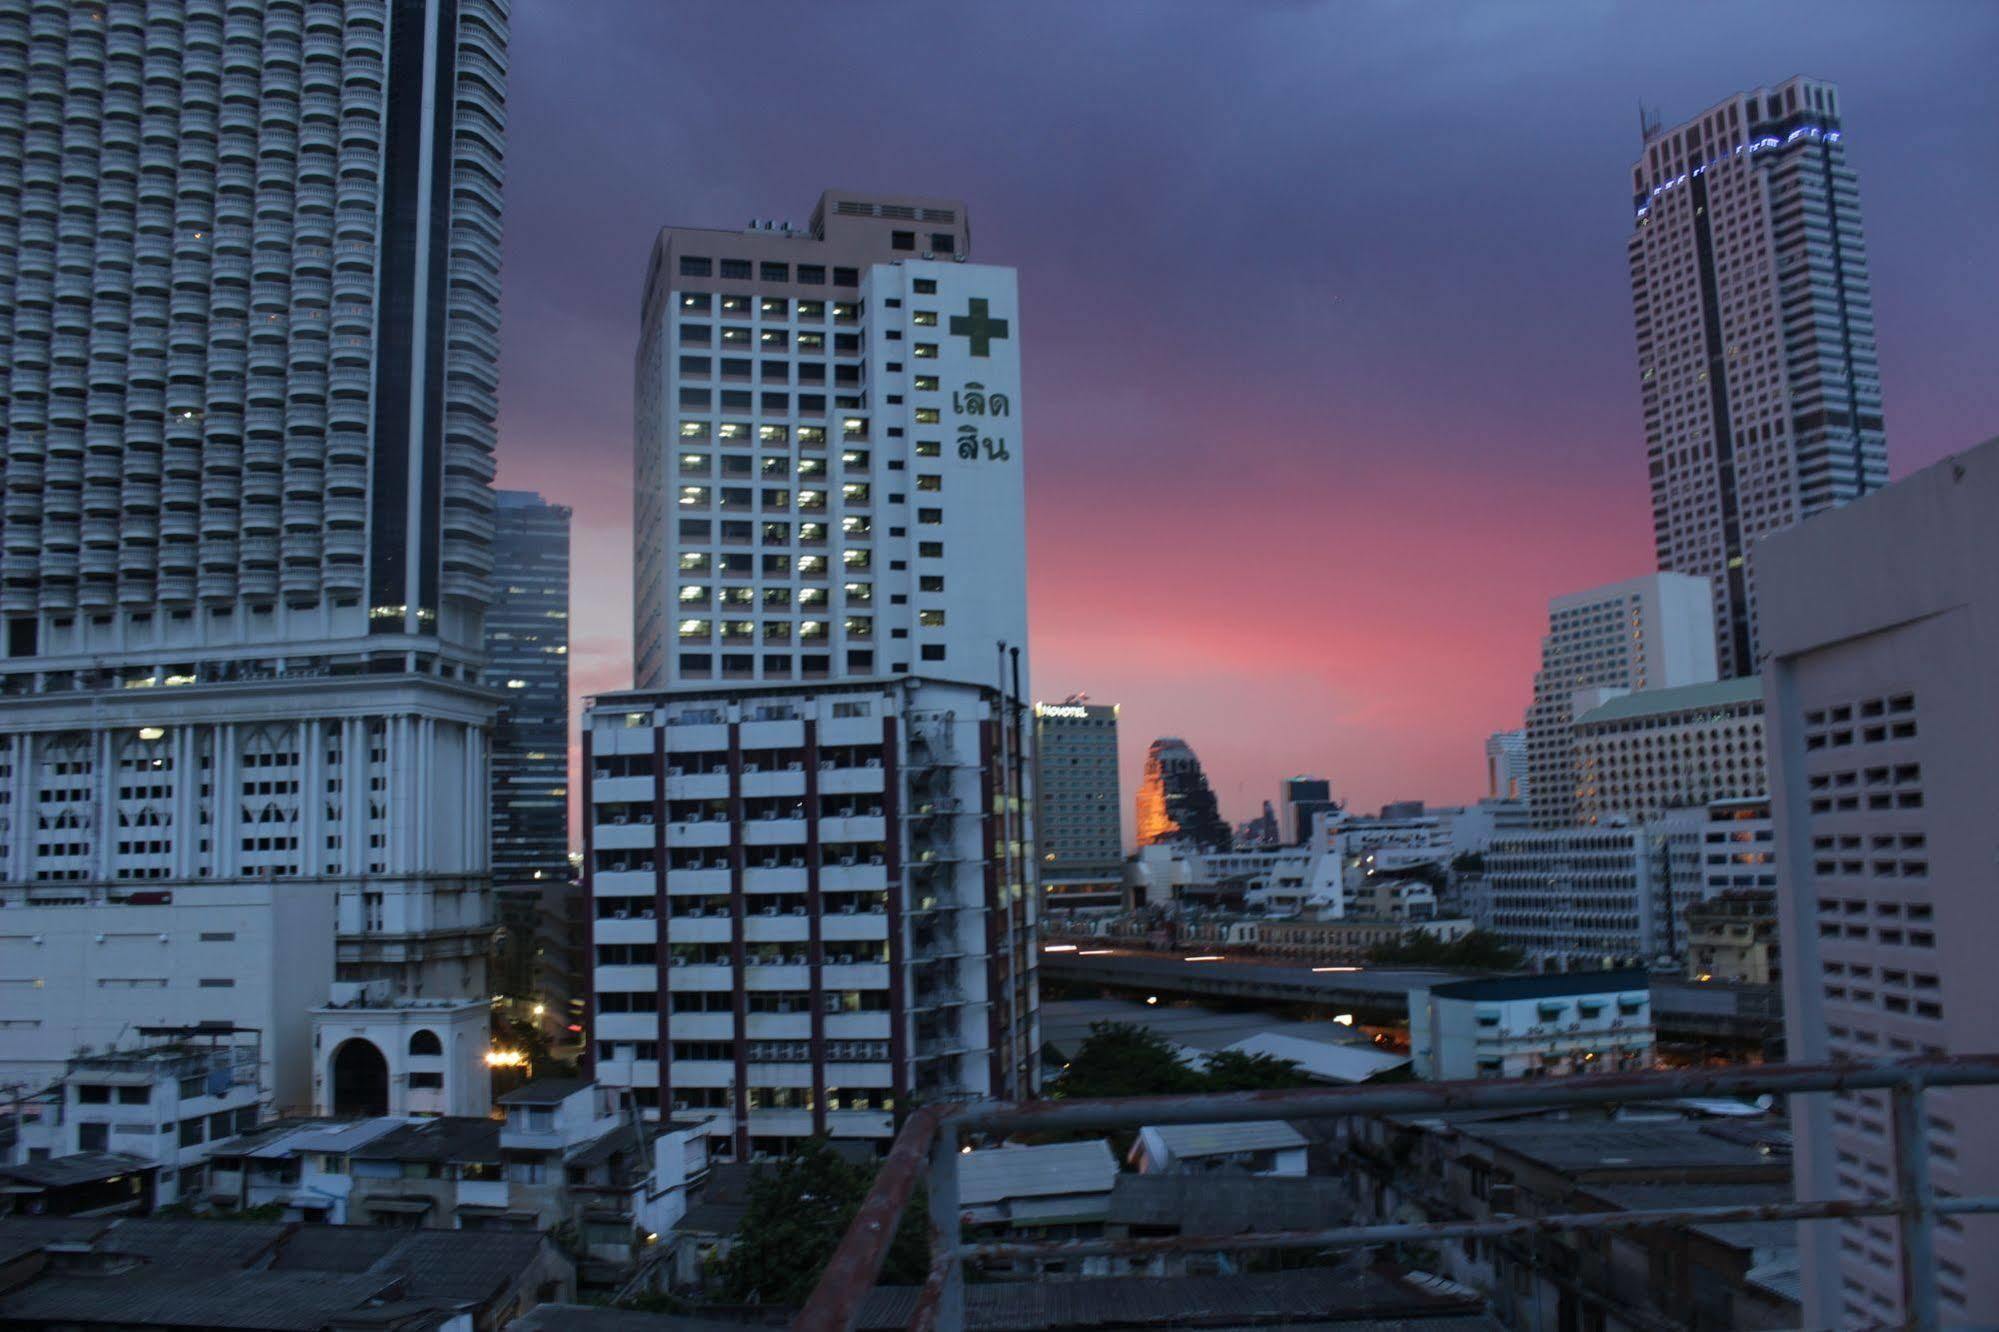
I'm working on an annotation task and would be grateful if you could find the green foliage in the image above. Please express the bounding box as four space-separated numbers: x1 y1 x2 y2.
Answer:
714 1139 929 1306
1201 1049 1317 1092
1366 928 1525 971
616 1289 691 1314
1051 1022 1316 1099
1049 1022 1206 1099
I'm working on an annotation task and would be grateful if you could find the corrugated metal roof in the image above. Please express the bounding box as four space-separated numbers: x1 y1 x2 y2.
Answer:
1140 1119 1308 1160
1109 1173 1348 1233
1223 1032 1409 1083
958 1139 1118 1206
246 1117 407 1159
0 1271 398 1330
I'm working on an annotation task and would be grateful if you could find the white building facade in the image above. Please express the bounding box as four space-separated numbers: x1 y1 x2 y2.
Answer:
1573 675 1767 824
1523 574 1718 829
582 678 1038 1160
1762 438 1999 1327
1482 817 1704 969
632 193 1026 694
1628 77 1886 678
1407 972 1654 1080
0 0 510 1116
1483 731 1526 802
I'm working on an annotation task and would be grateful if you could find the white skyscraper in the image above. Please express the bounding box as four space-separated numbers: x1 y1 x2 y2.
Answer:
594 193 1038 1157
1763 438 1999 1327
0 0 508 1116
1628 76 1885 678
1523 573 1717 830
1483 730 1526 801
632 192 1026 695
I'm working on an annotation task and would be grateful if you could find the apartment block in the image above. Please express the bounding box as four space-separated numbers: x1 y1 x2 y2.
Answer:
1573 675 1767 823
1033 698 1122 912
582 678 1037 1160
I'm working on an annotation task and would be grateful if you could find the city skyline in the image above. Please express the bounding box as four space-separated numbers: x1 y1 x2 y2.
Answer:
495 4 1998 829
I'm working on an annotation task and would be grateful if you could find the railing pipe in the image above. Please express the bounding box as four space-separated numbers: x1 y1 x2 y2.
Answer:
909 1120 963 1332
792 1104 947 1332
1890 1077 1941 1332
951 1054 1999 1135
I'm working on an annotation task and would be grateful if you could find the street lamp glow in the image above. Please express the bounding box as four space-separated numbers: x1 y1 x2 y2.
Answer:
1312 965 1362 973
1183 955 1225 963
1333 1014 1355 1026
1042 943 1078 953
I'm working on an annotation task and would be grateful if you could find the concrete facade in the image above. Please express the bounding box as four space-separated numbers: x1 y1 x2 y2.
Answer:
1762 437 1999 1327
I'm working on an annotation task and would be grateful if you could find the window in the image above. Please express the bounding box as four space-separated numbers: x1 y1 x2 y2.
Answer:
833 266 858 286
680 292 711 313
720 259 751 280
409 1030 442 1056
916 474 941 491
913 278 937 294
760 261 789 282
912 343 938 359
917 508 942 524
919 541 943 558
919 610 946 627
912 311 937 326
915 408 940 424
931 233 955 254
916 440 940 457
797 265 826 285
679 256 711 277
921 644 946 661
891 230 915 251
409 1071 443 1089
919 575 944 593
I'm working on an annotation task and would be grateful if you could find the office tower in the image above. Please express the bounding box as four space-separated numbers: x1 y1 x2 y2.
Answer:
1523 573 1717 829
1032 698 1122 911
1763 438 1999 1327
631 192 1026 695
489 492 571 887
1134 738 1230 852
487 491 574 1022
1628 77 1885 677
599 192 1037 1154
1484 730 1526 801
1279 775 1338 844
1572 675 1766 823
0 0 509 1115
582 678 1037 1159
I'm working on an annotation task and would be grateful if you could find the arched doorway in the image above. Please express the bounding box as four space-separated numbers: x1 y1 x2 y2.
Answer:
330 1038 390 1117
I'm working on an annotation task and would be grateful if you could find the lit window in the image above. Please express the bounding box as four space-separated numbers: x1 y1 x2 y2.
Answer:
912 311 937 326
678 586 709 605
678 486 709 507
677 619 710 639
798 426 827 447
799 588 828 607
915 408 940 424
916 474 941 492
679 421 710 440
916 440 940 457
843 582 872 603
842 484 870 503
800 621 829 640
913 375 939 391
678 452 709 473
912 343 938 359
844 616 874 639
679 553 710 573
919 610 945 627
717 422 749 440
681 293 711 311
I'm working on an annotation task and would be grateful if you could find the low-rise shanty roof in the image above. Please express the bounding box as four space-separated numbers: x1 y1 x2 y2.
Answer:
1137 1119 1309 1161
1223 1032 1410 1083
0 1151 155 1190
957 1139 1119 1207
1108 1173 1349 1234
350 1116 501 1165
497 1077 593 1106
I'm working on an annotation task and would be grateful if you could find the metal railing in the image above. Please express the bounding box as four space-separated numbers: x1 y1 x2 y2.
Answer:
794 1054 1999 1332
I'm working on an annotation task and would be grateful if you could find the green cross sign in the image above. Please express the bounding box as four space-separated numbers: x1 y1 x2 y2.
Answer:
948 298 1010 357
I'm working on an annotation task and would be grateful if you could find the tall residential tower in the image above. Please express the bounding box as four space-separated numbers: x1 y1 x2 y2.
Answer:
591 192 1038 1157
1033 698 1122 911
1628 77 1885 677
0 0 509 1116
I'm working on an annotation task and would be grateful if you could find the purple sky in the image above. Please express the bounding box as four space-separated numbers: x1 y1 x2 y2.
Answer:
493 2 1999 835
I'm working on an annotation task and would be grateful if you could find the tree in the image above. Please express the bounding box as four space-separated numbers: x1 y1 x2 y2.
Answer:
1201 1049 1315 1092
1050 1022 1206 1100
713 1139 928 1306
1366 928 1526 971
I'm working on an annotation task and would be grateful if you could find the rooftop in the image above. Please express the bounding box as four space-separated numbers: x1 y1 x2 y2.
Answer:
1458 1119 1787 1178
0 1151 156 1190
1138 1119 1308 1160
958 1140 1119 1207
1223 1032 1410 1083
350 1116 500 1165
1425 970 1652 1003
498 1076 594 1106
1107 1173 1350 1235
1574 675 1764 727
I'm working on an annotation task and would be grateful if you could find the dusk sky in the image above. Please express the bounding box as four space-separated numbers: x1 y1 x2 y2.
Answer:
494 2 1999 840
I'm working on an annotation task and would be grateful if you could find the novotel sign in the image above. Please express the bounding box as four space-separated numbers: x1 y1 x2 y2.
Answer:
1034 704 1091 719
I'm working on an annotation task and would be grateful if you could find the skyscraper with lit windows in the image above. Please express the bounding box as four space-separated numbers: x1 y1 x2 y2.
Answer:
1628 76 1885 678
0 0 510 1117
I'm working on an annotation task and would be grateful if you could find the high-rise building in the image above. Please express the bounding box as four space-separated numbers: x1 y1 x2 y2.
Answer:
630 192 1025 695
1134 738 1230 852
1523 573 1717 829
581 678 1037 1159
600 192 1037 1155
1279 775 1338 844
1484 730 1526 801
1572 675 1766 823
1032 698 1122 912
489 492 571 887
0 0 509 1116
487 491 574 1021
1628 77 1885 677
1762 438 1999 1327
